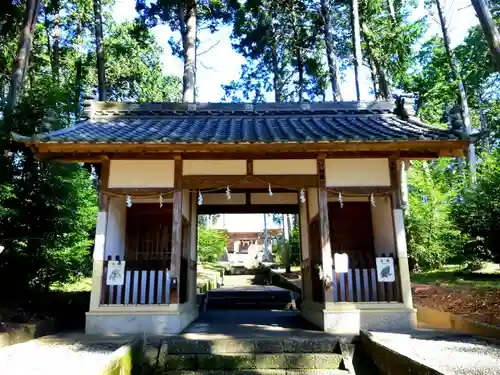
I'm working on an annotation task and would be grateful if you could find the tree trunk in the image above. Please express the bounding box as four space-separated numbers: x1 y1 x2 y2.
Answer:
93 0 106 101
52 10 60 83
320 0 342 101
74 21 83 120
272 47 282 103
369 57 378 97
361 23 390 100
4 0 42 124
350 0 362 101
477 87 489 152
436 0 476 179
181 0 196 103
297 49 304 102
387 0 396 21
471 0 500 70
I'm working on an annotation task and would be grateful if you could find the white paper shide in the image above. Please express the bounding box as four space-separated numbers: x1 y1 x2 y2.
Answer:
106 260 126 286
376 257 395 282
333 253 349 273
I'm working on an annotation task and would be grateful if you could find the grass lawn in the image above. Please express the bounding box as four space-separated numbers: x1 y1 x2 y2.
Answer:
50 277 92 292
411 263 500 289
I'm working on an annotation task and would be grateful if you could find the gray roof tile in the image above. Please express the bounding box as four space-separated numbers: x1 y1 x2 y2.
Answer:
13 101 459 145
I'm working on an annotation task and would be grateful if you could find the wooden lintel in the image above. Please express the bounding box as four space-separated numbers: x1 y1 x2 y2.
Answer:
104 187 174 195
33 149 450 163
198 204 299 215
33 139 467 157
326 186 391 195
182 174 318 190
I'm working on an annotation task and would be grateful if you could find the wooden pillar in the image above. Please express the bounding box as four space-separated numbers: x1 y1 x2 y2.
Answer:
189 191 198 305
299 190 313 302
171 157 183 292
89 158 110 311
390 159 413 308
317 157 334 303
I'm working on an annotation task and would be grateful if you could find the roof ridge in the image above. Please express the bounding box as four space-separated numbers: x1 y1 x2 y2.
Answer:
83 101 396 119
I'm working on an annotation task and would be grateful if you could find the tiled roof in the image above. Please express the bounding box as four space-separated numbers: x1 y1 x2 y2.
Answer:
13 101 462 145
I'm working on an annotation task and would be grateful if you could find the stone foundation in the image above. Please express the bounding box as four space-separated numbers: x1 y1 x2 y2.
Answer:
301 303 416 334
85 307 198 335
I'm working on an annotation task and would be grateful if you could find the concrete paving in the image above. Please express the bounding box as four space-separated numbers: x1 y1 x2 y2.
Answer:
0 332 132 375
367 328 500 375
183 310 325 339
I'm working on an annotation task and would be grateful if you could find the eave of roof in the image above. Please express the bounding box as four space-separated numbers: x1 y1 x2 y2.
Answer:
11 100 472 159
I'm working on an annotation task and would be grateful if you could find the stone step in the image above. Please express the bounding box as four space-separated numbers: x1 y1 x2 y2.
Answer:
151 337 341 355
165 370 350 375
206 289 292 310
161 353 345 371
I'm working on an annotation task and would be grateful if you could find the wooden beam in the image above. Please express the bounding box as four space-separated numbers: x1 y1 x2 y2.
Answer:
197 204 299 215
104 187 174 195
247 159 253 175
326 186 391 195
36 149 446 162
182 174 318 190
171 157 183 284
317 157 334 302
33 139 468 156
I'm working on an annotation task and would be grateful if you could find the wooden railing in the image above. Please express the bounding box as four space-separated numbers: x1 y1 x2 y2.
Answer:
331 253 401 303
101 256 178 305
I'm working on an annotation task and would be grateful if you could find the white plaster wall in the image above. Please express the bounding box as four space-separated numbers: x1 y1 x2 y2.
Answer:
253 159 317 175
108 160 175 188
307 188 319 219
325 159 390 187
203 193 246 205
371 196 396 256
104 197 126 259
251 192 298 205
183 160 246 175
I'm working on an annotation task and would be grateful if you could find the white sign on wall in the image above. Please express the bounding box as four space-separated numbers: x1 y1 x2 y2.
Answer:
376 257 395 282
106 261 126 286
334 253 349 273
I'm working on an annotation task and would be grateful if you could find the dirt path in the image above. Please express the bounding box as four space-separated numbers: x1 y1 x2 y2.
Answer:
412 284 500 326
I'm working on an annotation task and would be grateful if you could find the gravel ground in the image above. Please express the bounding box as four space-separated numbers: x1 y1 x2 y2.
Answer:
369 330 500 375
0 335 124 375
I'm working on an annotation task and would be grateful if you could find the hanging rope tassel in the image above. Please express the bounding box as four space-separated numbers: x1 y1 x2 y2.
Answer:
300 188 306 203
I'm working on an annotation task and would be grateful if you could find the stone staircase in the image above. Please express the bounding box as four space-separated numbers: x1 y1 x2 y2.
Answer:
206 287 294 310
143 336 353 375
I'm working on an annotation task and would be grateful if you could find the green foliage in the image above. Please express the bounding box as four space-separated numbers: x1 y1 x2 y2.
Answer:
451 149 500 264
0 0 180 296
405 160 464 271
273 226 301 267
197 227 229 263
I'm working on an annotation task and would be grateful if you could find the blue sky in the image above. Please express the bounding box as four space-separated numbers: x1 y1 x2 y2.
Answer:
113 0 478 232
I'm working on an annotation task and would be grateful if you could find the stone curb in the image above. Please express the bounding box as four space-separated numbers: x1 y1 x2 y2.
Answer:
0 319 55 348
417 306 500 340
360 331 443 375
